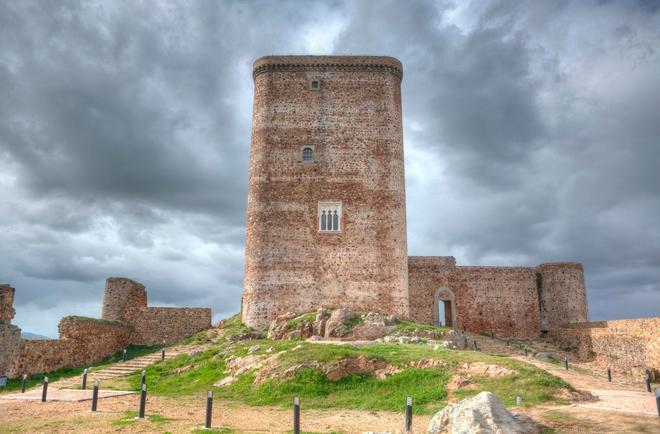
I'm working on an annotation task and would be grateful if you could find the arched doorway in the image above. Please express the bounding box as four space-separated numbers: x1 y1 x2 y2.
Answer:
434 288 456 328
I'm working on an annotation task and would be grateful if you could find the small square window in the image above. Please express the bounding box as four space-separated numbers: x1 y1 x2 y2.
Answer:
310 80 320 90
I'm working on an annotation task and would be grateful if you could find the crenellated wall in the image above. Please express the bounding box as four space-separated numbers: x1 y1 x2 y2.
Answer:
408 257 589 339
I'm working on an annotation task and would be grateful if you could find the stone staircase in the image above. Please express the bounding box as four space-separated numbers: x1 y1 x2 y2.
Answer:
54 349 184 390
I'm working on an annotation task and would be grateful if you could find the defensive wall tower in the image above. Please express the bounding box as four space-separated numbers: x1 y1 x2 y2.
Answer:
101 277 147 322
242 56 409 329
537 263 589 331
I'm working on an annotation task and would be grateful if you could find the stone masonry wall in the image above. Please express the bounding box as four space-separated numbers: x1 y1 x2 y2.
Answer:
550 318 660 379
8 316 131 377
0 284 21 376
102 277 147 322
243 56 409 329
408 258 589 339
538 263 589 331
124 307 212 345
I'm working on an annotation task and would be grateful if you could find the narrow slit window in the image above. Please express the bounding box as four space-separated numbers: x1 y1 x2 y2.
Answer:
310 80 320 90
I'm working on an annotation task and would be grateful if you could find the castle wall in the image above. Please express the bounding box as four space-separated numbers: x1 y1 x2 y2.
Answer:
101 277 147 322
243 56 409 329
549 318 660 379
408 258 589 339
0 284 21 376
101 277 212 345
538 263 589 331
7 316 131 377
124 306 212 345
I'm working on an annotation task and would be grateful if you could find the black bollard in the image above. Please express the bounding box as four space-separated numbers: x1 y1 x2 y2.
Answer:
161 348 165 362
506 339 509 347
138 384 147 418
21 374 27 393
404 396 413 433
91 380 99 412
645 373 652 393
655 388 660 417
41 376 48 402
205 390 213 429
122 348 127 362
491 332 494 340
464 336 468 349
141 369 146 387
564 357 569 371
607 367 612 382
293 397 300 434
82 368 88 390
524 346 528 357
473 340 478 350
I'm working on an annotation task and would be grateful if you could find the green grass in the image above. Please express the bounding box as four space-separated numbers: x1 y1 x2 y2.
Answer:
393 319 448 337
118 329 572 415
111 410 172 426
287 312 317 329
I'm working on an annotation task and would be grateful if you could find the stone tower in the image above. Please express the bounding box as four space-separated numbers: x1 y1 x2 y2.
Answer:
242 56 409 329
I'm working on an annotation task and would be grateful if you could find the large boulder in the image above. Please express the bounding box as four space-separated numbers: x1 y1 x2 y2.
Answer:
313 308 330 336
324 308 356 338
352 312 395 340
427 391 526 434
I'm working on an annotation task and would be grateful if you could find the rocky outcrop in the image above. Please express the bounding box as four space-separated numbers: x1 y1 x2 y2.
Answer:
323 356 387 381
457 362 518 377
267 312 314 340
351 312 396 340
324 309 356 338
427 391 526 434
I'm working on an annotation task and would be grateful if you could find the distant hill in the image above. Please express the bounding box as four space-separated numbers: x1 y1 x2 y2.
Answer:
21 332 51 340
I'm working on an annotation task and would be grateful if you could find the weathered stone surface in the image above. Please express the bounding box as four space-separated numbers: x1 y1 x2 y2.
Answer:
427 391 526 434
242 56 410 330
324 309 356 338
457 363 518 377
549 317 660 378
352 312 395 340
323 356 386 381
313 308 330 337
0 284 16 324
267 312 297 340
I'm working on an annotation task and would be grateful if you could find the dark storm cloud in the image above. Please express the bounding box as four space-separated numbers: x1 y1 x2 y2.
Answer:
0 0 658 335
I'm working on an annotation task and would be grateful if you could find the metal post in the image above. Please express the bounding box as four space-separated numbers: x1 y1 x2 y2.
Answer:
122 348 127 362
491 332 494 340
506 339 509 347
645 373 652 393
607 367 612 382
404 396 413 433
41 376 48 402
82 368 88 390
655 388 660 417
564 357 569 370
141 369 146 387
205 390 213 429
515 396 522 406
473 340 478 350
463 336 468 349
293 397 300 434
524 346 528 356
138 384 147 418
161 348 165 362
21 374 27 393
91 380 99 412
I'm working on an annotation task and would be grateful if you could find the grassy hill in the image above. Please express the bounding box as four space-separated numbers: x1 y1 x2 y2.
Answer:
103 313 573 415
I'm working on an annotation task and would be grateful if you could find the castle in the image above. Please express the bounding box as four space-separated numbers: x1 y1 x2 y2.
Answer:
241 56 589 339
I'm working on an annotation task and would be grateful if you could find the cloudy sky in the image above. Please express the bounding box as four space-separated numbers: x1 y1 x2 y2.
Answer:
1 0 658 337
